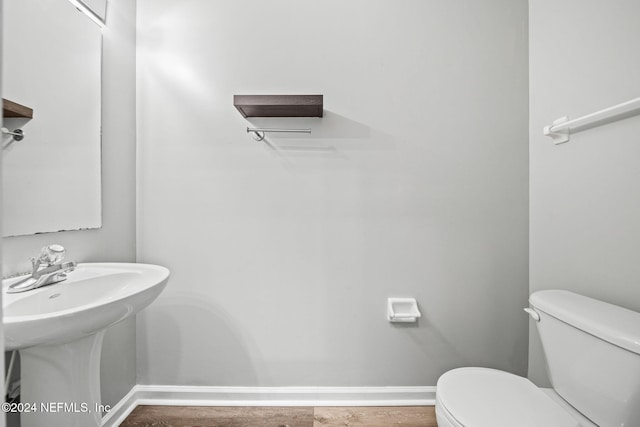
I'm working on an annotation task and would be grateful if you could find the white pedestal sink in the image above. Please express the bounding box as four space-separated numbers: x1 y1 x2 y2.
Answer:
3 263 170 427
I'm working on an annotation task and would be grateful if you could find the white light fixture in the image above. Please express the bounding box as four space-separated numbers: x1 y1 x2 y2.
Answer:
67 0 105 28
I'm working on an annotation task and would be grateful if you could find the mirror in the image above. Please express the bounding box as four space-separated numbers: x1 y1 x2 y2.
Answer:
2 0 102 236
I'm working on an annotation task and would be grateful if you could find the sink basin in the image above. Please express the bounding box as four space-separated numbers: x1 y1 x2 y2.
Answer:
2 262 169 427
4 263 169 350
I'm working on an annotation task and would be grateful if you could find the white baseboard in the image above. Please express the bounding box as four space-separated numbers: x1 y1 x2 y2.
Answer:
102 385 436 427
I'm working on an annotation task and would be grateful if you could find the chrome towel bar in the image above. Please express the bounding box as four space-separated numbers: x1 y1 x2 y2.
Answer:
247 127 311 141
544 97 640 144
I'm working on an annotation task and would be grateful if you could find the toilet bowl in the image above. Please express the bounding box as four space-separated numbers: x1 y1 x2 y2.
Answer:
435 290 640 427
435 367 594 427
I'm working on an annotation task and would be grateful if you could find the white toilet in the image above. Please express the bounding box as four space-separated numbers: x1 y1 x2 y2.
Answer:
435 290 640 427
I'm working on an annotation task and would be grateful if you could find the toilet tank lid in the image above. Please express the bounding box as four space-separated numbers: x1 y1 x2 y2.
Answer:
530 290 640 355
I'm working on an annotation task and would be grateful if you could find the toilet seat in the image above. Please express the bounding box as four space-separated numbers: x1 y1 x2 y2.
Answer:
436 368 583 427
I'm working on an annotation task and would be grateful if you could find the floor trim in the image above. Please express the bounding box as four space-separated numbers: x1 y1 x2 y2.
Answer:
101 385 436 426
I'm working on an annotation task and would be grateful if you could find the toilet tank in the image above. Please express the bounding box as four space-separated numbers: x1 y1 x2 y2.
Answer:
530 290 640 427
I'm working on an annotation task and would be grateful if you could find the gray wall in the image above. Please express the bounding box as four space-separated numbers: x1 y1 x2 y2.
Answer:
529 0 640 385
136 0 529 387
2 0 137 409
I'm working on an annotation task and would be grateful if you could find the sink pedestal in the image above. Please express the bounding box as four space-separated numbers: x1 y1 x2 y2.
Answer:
20 330 106 427
4 263 170 426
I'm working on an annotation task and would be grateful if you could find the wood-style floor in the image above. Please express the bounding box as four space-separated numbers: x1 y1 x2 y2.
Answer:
120 405 438 427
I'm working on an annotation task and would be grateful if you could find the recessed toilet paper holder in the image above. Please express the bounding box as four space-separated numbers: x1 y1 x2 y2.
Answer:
387 298 421 323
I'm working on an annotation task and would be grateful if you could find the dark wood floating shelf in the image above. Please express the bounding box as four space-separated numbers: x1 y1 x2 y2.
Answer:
234 95 323 118
2 98 33 118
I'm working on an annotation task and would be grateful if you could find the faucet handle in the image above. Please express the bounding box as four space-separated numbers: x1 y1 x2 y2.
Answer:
37 244 66 267
30 244 65 274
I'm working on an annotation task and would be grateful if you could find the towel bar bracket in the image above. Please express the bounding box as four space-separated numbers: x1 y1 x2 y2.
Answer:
543 116 570 144
250 130 266 141
2 127 24 142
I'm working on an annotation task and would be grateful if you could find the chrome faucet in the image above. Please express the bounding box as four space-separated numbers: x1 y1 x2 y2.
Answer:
7 245 77 293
